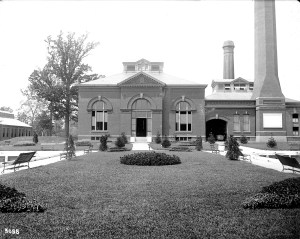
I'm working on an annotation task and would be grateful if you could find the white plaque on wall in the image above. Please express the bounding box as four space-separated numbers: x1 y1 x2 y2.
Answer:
263 113 282 128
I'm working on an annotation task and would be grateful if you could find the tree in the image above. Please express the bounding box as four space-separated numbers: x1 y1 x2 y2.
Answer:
33 132 38 144
65 134 76 159
28 65 64 136
17 87 47 130
267 135 277 148
226 135 243 160
154 131 162 144
44 31 100 138
0 106 13 113
195 136 203 151
35 111 53 136
99 135 109 151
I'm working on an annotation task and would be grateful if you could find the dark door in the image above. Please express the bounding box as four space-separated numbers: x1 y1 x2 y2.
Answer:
136 118 147 137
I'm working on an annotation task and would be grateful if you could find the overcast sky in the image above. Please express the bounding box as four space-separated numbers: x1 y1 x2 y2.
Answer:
0 0 299 112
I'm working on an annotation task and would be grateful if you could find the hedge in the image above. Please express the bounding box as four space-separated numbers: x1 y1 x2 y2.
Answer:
242 177 300 209
120 152 181 166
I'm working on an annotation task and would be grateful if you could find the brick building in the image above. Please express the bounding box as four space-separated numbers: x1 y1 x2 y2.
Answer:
77 0 300 143
78 59 207 142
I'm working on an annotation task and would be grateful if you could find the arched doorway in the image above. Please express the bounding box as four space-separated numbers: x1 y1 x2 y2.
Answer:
206 119 227 141
131 99 152 137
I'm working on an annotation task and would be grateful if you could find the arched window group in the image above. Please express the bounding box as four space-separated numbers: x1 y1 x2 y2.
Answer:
175 102 192 132
91 101 108 131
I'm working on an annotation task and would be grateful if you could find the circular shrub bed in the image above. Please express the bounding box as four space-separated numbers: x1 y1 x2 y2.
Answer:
120 152 181 166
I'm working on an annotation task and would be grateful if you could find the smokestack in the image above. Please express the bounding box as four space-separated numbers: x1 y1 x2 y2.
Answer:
252 0 284 99
223 40 235 79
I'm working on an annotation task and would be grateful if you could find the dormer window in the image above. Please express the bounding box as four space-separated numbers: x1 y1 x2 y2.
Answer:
151 65 160 71
224 84 231 91
126 65 135 71
249 83 254 91
234 83 246 91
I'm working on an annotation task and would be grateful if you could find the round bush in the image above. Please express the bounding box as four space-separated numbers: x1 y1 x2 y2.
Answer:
242 193 300 209
120 152 181 166
267 136 277 148
242 177 300 209
115 136 125 148
161 137 171 148
0 184 46 213
261 177 300 195
240 135 248 144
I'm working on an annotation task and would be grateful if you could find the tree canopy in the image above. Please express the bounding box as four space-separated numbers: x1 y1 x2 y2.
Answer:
28 32 101 138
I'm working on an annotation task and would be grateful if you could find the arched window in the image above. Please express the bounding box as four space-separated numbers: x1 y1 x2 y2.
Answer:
92 101 108 131
175 102 192 132
131 99 151 110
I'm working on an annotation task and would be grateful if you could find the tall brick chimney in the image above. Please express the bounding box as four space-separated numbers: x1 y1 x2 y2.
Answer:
252 0 284 99
253 0 286 142
223 40 235 79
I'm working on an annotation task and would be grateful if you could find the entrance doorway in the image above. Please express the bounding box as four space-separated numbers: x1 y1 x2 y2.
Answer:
136 118 147 137
206 119 227 141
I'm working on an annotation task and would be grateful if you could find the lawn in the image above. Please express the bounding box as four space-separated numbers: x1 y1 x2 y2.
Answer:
0 136 132 152
0 151 299 238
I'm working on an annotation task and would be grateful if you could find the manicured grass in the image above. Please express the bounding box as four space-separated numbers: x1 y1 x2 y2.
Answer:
0 151 299 238
0 136 132 152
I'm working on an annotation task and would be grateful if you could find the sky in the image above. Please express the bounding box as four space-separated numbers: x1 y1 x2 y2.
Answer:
0 0 300 112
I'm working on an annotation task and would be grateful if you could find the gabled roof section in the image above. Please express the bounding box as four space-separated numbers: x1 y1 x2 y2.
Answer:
211 77 253 88
232 77 252 84
117 72 166 87
205 92 253 101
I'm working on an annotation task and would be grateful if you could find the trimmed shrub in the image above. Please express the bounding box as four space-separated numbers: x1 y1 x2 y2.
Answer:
242 193 300 209
169 146 191 152
207 133 216 144
120 132 128 144
240 135 248 144
0 184 46 213
108 147 128 152
13 141 36 147
0 184 25 201
226 135 243 160
261 177 300 195
161 137 171 148
33 132 38 144
154 131 162 144
120 152 181 166
0 197 47 213
242 177 300 209
99 135 109 151
267 136 277 148
115 136 125 148
195 136 203 151
75 141 92 147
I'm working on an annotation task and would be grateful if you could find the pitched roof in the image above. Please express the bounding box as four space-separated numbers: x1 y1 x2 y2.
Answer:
205 92 253 100
0 117 32 127
79 71 203 86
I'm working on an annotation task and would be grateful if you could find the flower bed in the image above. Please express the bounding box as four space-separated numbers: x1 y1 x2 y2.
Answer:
120 152 181 166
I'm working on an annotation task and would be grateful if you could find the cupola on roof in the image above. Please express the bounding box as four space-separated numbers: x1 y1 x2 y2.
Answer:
123 58 164 73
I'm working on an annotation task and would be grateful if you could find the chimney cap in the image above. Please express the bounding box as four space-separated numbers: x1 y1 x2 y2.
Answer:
223 40 235 48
